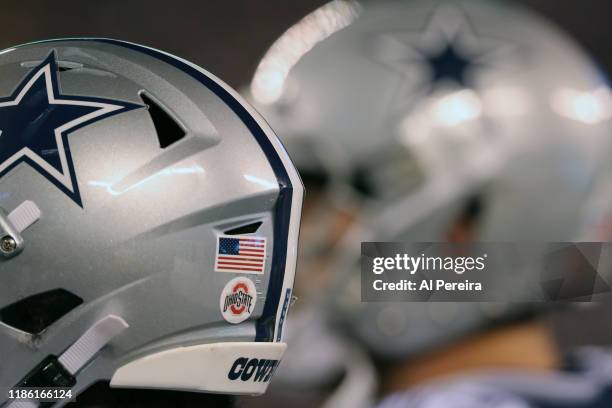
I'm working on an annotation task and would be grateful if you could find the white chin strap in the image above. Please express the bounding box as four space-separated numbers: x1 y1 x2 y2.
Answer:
58 315 129 376
4 401 36 408
7 201 41 234
5 315 129 408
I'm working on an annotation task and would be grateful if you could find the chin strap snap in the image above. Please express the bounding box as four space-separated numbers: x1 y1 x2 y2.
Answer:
0 201 41 258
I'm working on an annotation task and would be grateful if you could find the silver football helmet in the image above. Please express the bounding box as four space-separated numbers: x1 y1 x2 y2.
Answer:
0 39 303 406
247 0 612 362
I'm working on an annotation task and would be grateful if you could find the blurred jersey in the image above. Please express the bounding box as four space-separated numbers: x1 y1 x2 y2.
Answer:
378 348 612 408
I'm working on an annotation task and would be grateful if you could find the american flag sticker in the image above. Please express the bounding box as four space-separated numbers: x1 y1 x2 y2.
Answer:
215 235 267 274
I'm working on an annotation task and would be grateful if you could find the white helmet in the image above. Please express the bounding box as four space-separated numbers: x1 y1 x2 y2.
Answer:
247 0 612 359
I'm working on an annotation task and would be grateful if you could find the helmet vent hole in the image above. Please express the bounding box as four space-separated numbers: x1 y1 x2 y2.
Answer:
140 92 186 149
0 289 83 335
225 221 263 235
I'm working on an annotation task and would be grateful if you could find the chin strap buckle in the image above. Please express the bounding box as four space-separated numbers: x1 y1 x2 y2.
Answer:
0 201 41 258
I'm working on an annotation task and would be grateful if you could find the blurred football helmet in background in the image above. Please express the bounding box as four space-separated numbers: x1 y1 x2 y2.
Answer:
245 0 612 400
0 39 303 406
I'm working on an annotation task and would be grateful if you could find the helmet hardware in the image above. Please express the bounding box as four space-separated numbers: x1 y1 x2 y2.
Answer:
0 208 24 258
0 235 17 255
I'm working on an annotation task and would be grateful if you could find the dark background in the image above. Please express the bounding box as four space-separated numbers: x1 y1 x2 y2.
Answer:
2 0 611 89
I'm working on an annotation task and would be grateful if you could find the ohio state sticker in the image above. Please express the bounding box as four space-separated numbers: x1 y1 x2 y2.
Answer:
220 277 257 324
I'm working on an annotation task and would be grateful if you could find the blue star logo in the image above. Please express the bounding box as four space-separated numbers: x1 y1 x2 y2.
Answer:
423 39 475 87
369 4 513 115
0 52 141 207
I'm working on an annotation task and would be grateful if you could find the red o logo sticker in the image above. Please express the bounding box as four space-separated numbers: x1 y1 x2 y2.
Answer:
220 277 257 324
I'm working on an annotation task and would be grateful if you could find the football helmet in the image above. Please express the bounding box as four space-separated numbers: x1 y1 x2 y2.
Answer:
247 0 612 360
0 38 303 406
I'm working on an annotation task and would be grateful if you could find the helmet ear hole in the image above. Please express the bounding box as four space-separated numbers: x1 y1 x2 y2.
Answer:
462 194 485 223
140 92 186 149
446 194 486 243
0 289 83 335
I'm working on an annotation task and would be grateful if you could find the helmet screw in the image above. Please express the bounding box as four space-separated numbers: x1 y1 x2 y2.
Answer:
0 236 17 254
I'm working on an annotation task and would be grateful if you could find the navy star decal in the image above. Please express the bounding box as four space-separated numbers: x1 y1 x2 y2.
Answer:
370 4 512 114
0 52 142 207
423 38 475 87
